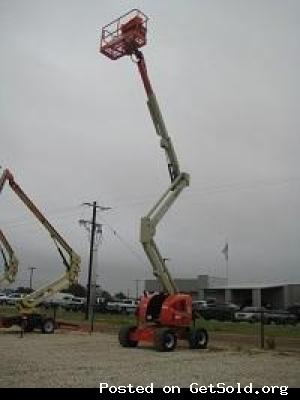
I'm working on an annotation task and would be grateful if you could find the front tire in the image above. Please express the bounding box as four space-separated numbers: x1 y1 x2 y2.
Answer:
154 328 177 352
188 328 208 349
119 325 138 347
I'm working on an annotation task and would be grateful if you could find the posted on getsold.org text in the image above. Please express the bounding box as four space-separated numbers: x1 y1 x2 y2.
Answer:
99 382 289 395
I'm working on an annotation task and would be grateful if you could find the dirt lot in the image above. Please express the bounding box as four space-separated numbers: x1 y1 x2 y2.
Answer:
0 330 299 388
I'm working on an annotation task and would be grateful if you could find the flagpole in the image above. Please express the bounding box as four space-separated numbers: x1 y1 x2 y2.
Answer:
222 241 229 284
226 253 229 284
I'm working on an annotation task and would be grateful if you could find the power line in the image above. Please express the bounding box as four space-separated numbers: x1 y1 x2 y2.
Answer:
0 205 82 229
190 176 300 197
101 176 300 209
98 215 149 271
1 175 299 229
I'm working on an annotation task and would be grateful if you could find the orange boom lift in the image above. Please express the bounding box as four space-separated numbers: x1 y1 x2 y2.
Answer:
100 10 208 351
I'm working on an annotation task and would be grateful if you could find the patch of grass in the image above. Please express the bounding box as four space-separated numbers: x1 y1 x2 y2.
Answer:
194 318 300 338
0 305 137 325
1 305 299 338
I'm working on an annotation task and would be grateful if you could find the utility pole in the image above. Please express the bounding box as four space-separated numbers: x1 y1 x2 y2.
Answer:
28 267 37 290
79 201 111 320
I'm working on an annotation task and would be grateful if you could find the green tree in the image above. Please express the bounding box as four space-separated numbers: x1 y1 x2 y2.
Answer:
62 283 87 297
100 290 113 302
114 292 126 300
16 286 33 294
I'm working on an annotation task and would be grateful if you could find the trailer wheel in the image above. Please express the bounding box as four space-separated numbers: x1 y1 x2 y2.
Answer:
188 328 208 349
119 325 138 347
41 318 55 334
154 328 177 352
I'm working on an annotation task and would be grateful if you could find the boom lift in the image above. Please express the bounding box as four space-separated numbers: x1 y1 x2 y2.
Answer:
100 10 208 351
0 168 81 333
0 229 19 289
0 170 19 289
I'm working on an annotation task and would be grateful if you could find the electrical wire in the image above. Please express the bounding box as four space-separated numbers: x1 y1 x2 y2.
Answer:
96 176 300 210
99 215 148 267
1 175 299 228
0 206 82 229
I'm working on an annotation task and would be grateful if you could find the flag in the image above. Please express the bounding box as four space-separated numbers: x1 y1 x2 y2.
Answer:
222 242 229 261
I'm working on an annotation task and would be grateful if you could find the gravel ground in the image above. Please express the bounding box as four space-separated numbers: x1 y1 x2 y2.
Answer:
0 331 299 388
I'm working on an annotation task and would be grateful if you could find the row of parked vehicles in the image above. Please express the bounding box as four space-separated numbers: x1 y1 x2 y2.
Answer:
1 291 299 324
193 301 300 325
0 292 86 311
0 292 26 306
0 292 139 314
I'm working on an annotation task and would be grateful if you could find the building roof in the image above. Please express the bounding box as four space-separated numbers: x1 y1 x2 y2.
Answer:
209 283 300 290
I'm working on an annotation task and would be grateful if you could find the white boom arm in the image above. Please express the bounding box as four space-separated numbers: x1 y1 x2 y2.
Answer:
0 169 80 311
0 229 19 289
135 50 190 295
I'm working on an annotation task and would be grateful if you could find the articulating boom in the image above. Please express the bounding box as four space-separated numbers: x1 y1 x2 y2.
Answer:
0 169 80 312
0 229 19 289
135 49 190 295
100 11 190 295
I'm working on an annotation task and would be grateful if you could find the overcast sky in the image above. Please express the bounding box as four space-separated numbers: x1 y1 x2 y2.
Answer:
1 0 299 296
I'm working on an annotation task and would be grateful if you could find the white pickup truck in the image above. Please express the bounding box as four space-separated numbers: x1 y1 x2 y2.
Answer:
42 293 86 311
106 299 139 314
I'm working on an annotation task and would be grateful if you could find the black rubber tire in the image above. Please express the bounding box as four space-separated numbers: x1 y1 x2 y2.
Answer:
41 318 55 334
188 328 208 349
154 328 177 352
118 325 138 347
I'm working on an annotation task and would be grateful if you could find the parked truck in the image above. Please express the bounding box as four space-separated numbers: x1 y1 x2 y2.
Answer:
106 299 138 314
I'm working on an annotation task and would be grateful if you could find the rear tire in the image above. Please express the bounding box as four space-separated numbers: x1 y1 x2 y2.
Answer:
41 318 55 334
154 328 177 352
118 325 138 347
188 328 208 349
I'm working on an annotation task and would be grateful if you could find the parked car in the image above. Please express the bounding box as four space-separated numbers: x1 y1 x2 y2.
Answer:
63 296 86 312
106 299 139 314
286 304 300 322
234 306 267 323
42 293 72 309
0 293 8 305
6 293 25 306
192 300 208 311
206 298 217 305
200 303 240 321
267 310 298 325
43 293 86 311
94 297 109 313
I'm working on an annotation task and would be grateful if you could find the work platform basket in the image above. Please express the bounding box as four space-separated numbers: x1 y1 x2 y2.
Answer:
100 9 149 60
